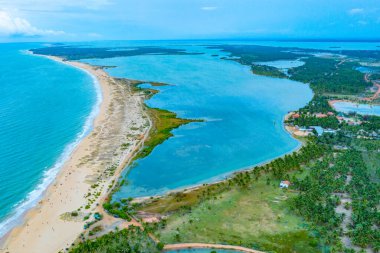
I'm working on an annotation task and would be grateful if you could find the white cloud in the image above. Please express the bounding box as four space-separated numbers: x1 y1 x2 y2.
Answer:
201 6 218 11
0 10 64 36
348 8 364 15
0 0 112 11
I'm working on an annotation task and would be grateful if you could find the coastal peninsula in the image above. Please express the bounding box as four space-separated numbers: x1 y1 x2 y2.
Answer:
2 43 379 253
1 1 379 252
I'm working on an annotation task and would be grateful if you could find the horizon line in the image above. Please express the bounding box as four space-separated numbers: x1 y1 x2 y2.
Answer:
2 37 380 44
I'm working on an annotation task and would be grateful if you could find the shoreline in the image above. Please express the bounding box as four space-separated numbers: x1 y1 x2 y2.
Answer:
0 52 102 241
133 111 305 203
1 51 309 252
1 55 150 253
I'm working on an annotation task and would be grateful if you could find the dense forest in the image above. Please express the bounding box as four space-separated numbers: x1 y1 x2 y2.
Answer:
31 46 201 60
215 44 306 63
289 57 370 94
217 44 372 95
251 64 287 78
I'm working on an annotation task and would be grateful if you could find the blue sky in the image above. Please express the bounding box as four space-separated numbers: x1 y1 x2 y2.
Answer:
0 0 379 41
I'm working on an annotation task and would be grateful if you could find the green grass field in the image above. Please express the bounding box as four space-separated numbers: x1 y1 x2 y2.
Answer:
153 176 319 253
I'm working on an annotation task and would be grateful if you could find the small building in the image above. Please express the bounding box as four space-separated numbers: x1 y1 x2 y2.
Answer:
280 180 291 188
327 112 334 116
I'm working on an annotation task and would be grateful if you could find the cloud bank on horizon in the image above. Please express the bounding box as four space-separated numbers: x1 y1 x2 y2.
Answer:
0 0 379 41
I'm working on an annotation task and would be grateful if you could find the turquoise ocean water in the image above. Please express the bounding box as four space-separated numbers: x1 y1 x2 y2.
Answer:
0 43 99 237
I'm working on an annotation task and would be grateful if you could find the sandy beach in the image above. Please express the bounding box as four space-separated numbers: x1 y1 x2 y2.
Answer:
0 56 150 253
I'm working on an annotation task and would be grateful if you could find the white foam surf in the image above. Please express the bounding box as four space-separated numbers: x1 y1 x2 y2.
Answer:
0 54 102 239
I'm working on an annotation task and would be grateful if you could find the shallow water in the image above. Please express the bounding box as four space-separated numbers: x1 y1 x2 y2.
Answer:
0 43 98 237
83 45 313 198
254 59 305 69
333 102 380 116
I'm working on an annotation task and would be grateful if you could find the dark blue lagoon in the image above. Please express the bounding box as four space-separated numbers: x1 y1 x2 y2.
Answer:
83 44 313 198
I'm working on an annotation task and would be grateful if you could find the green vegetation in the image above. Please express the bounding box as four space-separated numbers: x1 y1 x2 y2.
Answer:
142 133 379 252
103 187 135 220
139 142 326 215
292 115 339 129
118 78 202 162
289 58 370 94
69 227 160 253
285 94 380 252
103 78 202 220
288 96 340 128
291 149 380 251
155 176 319 253
251 64 287 78
355 140 380 181
31 46 202 60
214 45 306 62
136 107 200 160
346 151 379 248
217 45 373 96
369 73 380 80
299 96 335 114
138 142 326 252
139 188 205 214
290 155 345 249
39 44 379 252
139 82 380 252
